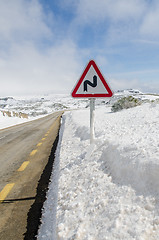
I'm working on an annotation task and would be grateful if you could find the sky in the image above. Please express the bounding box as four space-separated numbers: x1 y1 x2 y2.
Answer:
0 0 159 96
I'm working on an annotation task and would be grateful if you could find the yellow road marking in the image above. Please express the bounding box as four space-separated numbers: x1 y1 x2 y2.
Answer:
30 149 37 156
45 133 48 137
41 137 46 141
0 183 15 203
37 142 42 147
17 161 30 172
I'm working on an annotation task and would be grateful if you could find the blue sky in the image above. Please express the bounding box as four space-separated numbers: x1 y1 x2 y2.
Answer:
0 0 159 95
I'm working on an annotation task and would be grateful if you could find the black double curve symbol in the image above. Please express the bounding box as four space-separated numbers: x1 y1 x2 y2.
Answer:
84 75 97 92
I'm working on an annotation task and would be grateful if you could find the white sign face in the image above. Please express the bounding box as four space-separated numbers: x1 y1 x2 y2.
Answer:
72 60 113 98
76 65 109 95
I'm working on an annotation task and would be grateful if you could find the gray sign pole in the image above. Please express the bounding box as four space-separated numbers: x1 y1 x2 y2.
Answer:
90 98 95 144
71 60 113 144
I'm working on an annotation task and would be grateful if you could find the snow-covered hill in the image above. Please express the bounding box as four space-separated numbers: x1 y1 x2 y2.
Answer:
0 94 87 129
0 90 159 129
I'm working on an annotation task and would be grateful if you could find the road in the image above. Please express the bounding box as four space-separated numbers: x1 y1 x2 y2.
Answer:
0 111 63 240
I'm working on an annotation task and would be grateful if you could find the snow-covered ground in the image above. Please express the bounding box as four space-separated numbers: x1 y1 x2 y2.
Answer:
38 100 159 240
1 90 159 239
0 94 88 129
0 110 32 129
0 90 159 129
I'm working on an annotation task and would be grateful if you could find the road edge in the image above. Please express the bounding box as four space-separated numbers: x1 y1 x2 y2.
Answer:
23 118 61 240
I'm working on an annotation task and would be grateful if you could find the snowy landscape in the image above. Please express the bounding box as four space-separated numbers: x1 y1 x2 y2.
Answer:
1 0 159 239
1 90 159 239
0 94 88 129
0 89 158 129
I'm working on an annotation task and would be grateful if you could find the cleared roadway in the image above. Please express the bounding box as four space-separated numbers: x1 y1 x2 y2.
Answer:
0 112 63 239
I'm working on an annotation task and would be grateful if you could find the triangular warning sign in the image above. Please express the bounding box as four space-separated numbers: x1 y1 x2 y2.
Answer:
71 60 113 98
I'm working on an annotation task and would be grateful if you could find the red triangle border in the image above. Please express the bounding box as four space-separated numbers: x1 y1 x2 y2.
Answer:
71 60 113 98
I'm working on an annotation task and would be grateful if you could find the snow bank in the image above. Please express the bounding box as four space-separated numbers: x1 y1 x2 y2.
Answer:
0 111 30 129
38 102 159 239
37 118 64 239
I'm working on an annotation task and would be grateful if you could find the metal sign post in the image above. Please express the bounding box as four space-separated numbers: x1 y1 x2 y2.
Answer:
90 98 95 144
71 60 113 145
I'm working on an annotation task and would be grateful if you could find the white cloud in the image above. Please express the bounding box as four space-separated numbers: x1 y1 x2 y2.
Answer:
141 81 159 93
0 40 82 95
69 0 159 45
66 0 148 46
110 78 140 91
95 56 108 67
109 72 159 93
133 39 159 45
111 77 159 94
0 0 84 95
0 0 159 96
75 0 146 24
0 0 53 43
140 2 159 37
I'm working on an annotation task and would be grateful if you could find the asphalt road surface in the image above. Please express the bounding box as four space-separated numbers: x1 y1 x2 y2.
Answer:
0 111 63 240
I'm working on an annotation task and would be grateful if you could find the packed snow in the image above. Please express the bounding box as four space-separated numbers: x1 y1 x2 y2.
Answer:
38 100 159 240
